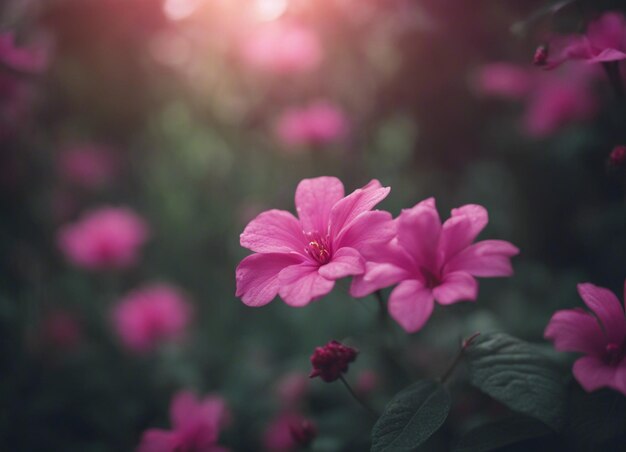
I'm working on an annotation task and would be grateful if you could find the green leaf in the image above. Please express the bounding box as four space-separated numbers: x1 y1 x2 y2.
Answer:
465 333 567 431
371 380 450 452
454 416 554 452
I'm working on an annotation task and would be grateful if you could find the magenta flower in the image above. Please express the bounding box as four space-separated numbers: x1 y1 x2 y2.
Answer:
0 32 48 74
235 177 394 307
309 340 358 382
263 412 313 452
240 22 322 75
351 198 519 333
57 144 119 189
138 391 229 452
274 101 349 149
112 283 192 353
544 12 626 68
57 207 149 270
544 282 626 395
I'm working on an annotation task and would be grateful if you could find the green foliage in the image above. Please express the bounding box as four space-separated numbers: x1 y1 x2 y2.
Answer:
371 380 450 452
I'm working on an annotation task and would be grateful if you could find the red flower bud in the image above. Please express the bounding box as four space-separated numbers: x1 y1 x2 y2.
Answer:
289 419 317 448
609 145 626 167
309 340 358 382
533 44 549 66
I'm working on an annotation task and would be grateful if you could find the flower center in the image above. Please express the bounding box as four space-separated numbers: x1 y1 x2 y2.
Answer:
304 232 331 265
605 342 625 366
420 266 441 289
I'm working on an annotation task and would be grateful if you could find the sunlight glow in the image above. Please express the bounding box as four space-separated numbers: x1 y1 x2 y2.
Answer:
253 0 288 22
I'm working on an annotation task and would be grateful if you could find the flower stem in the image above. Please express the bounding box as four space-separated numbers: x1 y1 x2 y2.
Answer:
374 290 387 326
338 375 378 418
440 332 481 384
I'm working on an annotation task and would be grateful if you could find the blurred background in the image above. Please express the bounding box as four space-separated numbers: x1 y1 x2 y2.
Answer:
2 0 626 450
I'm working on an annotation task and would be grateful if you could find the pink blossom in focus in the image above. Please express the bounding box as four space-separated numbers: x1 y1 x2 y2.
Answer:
543 12 626 68
274 101 349 149
57 207 149 270
57 144 119 189
138 391 229 452
475 63 598 138
112 283 192 353
240 22 322 74
544 282 626 395
0 32 48 74
275 372 309 409
236 177 394 307
351 198 519 333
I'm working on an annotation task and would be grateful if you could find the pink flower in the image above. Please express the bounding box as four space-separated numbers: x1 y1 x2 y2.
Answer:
240 22 322 74
57 207 149 270
475 63 597 138
274 101 349 149
544 282 626 395
138 391 229 452
275 372 309 409
355 369 380 395
112 283 192 353
544 12 626 68
609 145 626 168
236 177 394 307
263 412 313 452
351 198 519 333
57 144 119 189
309 340 358 382
0 32 48 74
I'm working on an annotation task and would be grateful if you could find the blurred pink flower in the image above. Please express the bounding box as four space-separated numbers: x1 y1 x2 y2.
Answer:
274 101 349 149
112 283 192 353
138 391 229 452
57 144 119 189
263 412 314 452
41 310 83 350
356 369 380 395
543 12 626 68
57 207 149 270
240 22 322 74
275 372 309 409
236 177 394 307
544 282 626 395
351 198 519 333
475 63 598 138
0 32 49 74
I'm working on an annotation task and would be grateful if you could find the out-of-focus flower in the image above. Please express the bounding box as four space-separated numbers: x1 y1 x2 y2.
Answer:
352 198 519 333
275 372 309 408
609 145 626 168
236 177 394 307
263 412 313 452
138 391 229 452
240 22 322 74
57 207 149 270
0 32 48 74
111 283 192 353
274 101 349 149
355 369 380 395
475 63 598 138
309 340 358 382
289 418 317 449
57 144 119 189
544 281 626 395
542 12 626 68
41 310 83 350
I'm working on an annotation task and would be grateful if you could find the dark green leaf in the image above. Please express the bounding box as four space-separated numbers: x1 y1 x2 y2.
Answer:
466 333 567 431
371 380 450 452
454 416 554 452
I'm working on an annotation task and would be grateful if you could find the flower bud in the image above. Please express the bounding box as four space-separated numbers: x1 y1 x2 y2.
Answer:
533 44 549 66
289 419 317 448
309 340 358 382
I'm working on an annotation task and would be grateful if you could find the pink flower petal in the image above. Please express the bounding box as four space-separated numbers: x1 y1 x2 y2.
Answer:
439 204 488 262
587 12 626 51
613 362 626 396
444 240 519 277
586 48 626 63
573 355 618 392
397 198 441 268
170 391 199 428
137 429 177 452
329 179 390 236
318 247 365 280
388 279 435 333
577 283 626 345
544 308 606 355
235 253 304 307
240 209 306 254
350 262 410 298
278 264 334 306
333 210 395 250
295 177 344 234
432 271 478 305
